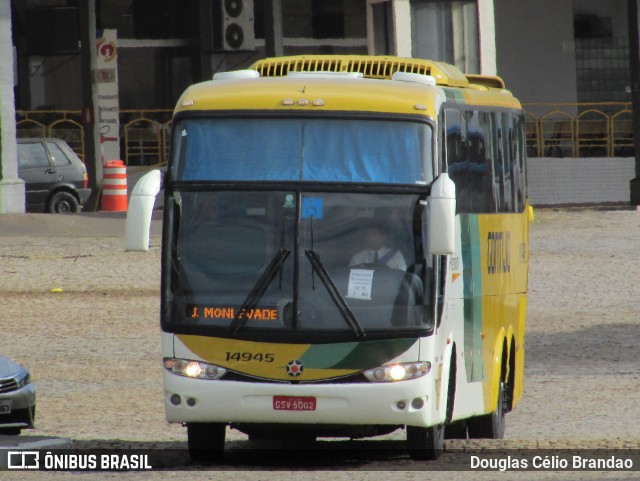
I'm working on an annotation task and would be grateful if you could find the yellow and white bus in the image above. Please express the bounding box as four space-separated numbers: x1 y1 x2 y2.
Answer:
127 55 531 461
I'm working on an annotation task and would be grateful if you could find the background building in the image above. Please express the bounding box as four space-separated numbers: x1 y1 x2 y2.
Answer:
1 0 638 211
8 0 632 110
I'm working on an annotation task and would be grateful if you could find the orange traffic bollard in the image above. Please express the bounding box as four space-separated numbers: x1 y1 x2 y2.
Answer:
101 160 128 211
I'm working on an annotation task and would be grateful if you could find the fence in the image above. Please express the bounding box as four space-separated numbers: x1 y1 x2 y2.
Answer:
523 102 634 158
16 103 636 164
15 109 173 167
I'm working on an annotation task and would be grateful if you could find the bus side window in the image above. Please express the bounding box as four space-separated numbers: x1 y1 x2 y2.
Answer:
466 110 491 213
500 113 513 212
492 113 506 212
511 114 527 212
479 111 498 213
444 108 469 213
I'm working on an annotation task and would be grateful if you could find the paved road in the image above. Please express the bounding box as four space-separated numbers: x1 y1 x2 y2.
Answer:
0 211 162 238
0 208 639 480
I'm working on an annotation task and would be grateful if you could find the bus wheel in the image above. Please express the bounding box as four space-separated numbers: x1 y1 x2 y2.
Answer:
407 424 444 461
187 423 225 463
444 421 467 439
467 381 506 439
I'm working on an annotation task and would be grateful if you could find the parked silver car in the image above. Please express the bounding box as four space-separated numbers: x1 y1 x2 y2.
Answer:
0 355 36 435
17 138 92 213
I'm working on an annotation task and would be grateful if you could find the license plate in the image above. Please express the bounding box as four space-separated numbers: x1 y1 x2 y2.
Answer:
273 395 316 411
0 399 12 414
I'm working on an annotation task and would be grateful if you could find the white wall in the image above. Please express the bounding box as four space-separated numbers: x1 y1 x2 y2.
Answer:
527 157 635 205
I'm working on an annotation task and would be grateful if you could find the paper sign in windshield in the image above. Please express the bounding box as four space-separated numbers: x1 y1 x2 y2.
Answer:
347 269 374 300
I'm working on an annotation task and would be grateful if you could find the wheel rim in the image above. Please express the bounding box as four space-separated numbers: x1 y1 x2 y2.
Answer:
57 200 72 213
493 381 506 438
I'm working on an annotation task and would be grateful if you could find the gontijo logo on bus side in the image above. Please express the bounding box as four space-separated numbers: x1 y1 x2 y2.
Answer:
486 231 510 274
176 335 419 381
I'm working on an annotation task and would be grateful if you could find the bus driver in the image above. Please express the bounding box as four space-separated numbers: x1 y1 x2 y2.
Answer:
349 223 407 271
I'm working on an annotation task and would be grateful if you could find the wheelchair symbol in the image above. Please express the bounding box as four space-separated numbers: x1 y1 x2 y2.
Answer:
302 198 323 219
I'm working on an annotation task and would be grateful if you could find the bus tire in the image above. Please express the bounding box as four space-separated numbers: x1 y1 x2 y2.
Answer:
467 381 506 439
445 421 467 439
444 353 467 439
505 339 516 413
187 422 225 463
407 424 444 461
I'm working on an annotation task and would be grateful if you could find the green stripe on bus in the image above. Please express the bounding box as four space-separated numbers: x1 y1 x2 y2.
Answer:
301 338 417 370
443 88 465 103
461 215 484 382
460 214 483 297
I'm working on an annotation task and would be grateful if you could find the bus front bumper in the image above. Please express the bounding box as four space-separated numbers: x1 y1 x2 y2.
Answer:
163 372 439 428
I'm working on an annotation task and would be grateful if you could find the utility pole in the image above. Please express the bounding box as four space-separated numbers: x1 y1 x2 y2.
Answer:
197 0 214 81
263 0 284 57
629 0 640 205
79 0 101 211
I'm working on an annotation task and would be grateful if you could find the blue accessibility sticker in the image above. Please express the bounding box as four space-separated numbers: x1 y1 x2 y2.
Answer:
302 197 323 219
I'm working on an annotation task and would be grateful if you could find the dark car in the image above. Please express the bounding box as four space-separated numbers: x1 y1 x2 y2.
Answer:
17 138 92 213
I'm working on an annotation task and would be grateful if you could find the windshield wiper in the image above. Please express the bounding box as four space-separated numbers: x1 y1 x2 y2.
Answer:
230 217 290 335
229 248 290 334
305 249 366 338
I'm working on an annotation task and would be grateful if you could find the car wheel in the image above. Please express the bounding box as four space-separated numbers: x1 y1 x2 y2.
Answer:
48 192 79 214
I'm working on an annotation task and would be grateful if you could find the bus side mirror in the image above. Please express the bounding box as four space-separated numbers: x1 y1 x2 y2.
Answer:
427 173 456 255
124 169 162 252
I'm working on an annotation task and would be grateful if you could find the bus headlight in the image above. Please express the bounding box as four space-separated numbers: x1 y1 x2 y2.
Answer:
163 358 227 380
363 362 430 383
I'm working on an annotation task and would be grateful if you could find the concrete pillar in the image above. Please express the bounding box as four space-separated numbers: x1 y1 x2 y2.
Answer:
79 0 101 211
366 0 411 56
392 0 412 57
477 0 497 76
0 0 25 214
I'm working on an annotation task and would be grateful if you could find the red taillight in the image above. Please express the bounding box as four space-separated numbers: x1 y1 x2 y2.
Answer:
83 172 88 189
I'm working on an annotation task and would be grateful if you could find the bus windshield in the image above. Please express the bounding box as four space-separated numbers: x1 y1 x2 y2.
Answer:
171 117 433 185
164 190 434 338
164 115 436 339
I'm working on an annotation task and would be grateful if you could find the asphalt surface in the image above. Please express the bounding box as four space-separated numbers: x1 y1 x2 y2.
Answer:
0 210 163 239
0 209 162 453
1 208 639 480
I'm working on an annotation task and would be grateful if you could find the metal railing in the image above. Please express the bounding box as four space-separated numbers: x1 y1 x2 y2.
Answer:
16 109 173 167
523 102 634 158
15 110 87 160
120 109 173 166
17 103 636 163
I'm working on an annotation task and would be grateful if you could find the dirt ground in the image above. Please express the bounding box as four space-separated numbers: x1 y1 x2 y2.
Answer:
0 209 639 480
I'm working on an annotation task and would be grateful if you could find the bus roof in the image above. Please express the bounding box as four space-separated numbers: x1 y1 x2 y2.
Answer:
175 55 521 117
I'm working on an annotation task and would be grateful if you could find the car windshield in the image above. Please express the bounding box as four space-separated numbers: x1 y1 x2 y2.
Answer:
163 190 435 338
171 117 433 185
